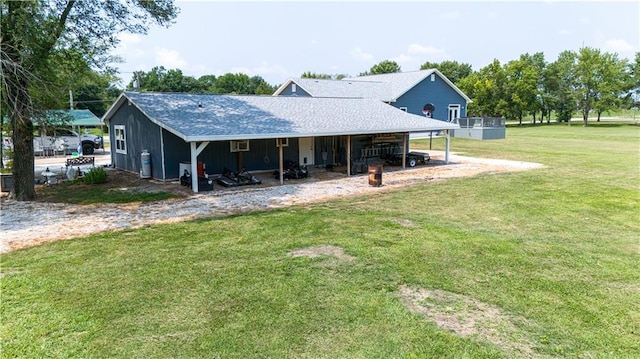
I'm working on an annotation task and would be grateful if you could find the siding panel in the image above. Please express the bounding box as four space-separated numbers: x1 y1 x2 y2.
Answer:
393 74 467 121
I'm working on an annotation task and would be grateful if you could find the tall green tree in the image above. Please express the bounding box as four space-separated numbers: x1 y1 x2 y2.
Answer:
301 72 332 79
128 66 202 93
592 53 629 121
504 55 539 125
458 59 506 117
420 60 473 84
524 52 548 124
248 75 274 95
197 75 217 93
359 60 401 76
626 52 640 109
545 51 578 123
573 47 626 126
1 0 178 200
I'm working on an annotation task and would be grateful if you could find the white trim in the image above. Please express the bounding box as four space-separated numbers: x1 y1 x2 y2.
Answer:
275 138 289 147
230 140 250 152
114 125 127 154
448 104 461 122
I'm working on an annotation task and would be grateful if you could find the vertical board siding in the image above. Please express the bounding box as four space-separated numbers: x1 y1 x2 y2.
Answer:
392 74 467 121
162 138 302 179
278 83 311 96
161 129 191 179
109 104 163 178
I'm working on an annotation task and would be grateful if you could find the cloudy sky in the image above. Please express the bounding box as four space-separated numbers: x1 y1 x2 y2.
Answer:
111 0 639 87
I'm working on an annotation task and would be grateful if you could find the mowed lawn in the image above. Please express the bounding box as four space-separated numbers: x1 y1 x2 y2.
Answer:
2 121 639 358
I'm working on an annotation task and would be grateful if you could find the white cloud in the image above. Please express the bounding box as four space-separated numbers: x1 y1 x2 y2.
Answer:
154 48 187 69
350 47 374 62
603 38 636 55
407 44 447 56
112 33 145 58
391 44 451 71
392 53 421 71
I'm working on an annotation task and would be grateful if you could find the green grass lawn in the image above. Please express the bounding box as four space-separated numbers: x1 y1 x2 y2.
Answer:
2 121 639 358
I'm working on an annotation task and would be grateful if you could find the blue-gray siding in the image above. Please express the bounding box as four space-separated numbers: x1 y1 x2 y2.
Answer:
392 74 467 121
278 83 311 97
109 104 164 179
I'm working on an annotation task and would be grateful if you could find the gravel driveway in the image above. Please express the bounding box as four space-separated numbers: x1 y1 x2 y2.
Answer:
1 154 543 253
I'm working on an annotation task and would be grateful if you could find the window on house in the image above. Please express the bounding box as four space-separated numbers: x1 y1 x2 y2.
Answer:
114 125 127 154
230 140 250 152
292 84 297 93
431 74 436 82
399 107 407 112
275 138 289 147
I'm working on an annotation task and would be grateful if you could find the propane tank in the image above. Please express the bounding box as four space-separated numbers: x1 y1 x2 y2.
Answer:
140 149 151 178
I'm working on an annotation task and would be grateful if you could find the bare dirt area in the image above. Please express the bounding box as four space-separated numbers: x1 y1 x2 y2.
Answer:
285 245 541 357
398 285 539 358
0 153 543 253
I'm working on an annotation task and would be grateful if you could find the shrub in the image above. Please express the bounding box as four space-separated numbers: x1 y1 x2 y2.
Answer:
82 167 108 184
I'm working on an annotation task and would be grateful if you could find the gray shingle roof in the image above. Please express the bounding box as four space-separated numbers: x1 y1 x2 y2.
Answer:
111 92 458 142
343 69 438 101
276 69 471 103
278 78 392 101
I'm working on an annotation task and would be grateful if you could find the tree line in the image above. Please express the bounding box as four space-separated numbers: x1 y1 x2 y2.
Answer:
305 52 639 127
127 67 277 97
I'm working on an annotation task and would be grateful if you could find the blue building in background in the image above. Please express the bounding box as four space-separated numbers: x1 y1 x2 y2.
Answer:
273 69 471 122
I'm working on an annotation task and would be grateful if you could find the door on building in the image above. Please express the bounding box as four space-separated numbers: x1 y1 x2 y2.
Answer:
299 137 315 166
448 104 461 122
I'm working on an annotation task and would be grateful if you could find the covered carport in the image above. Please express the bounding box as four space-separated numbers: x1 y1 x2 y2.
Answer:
103 92 459 193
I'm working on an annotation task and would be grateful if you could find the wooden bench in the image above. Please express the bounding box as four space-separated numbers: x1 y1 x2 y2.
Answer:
65 156 95 169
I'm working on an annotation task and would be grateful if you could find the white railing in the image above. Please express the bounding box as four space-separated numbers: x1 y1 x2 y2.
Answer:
452 117 505 128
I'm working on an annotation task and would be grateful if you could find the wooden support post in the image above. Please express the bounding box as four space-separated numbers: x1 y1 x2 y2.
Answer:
278 138 284 185
190 142 198 193
346 135 351 176
445 130 451 164
402 133 407 169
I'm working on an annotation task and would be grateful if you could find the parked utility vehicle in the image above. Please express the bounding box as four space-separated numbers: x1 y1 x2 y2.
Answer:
33 128 103 155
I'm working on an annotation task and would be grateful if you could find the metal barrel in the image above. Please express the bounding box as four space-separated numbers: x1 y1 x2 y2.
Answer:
368 165 382 187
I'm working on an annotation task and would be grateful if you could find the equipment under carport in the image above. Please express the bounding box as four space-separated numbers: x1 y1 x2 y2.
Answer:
180 170 214 191
216 168 262 187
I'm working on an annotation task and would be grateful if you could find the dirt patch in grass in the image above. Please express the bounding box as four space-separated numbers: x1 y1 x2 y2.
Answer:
387 218 418 227
288 245 356 262
398 285 539 358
